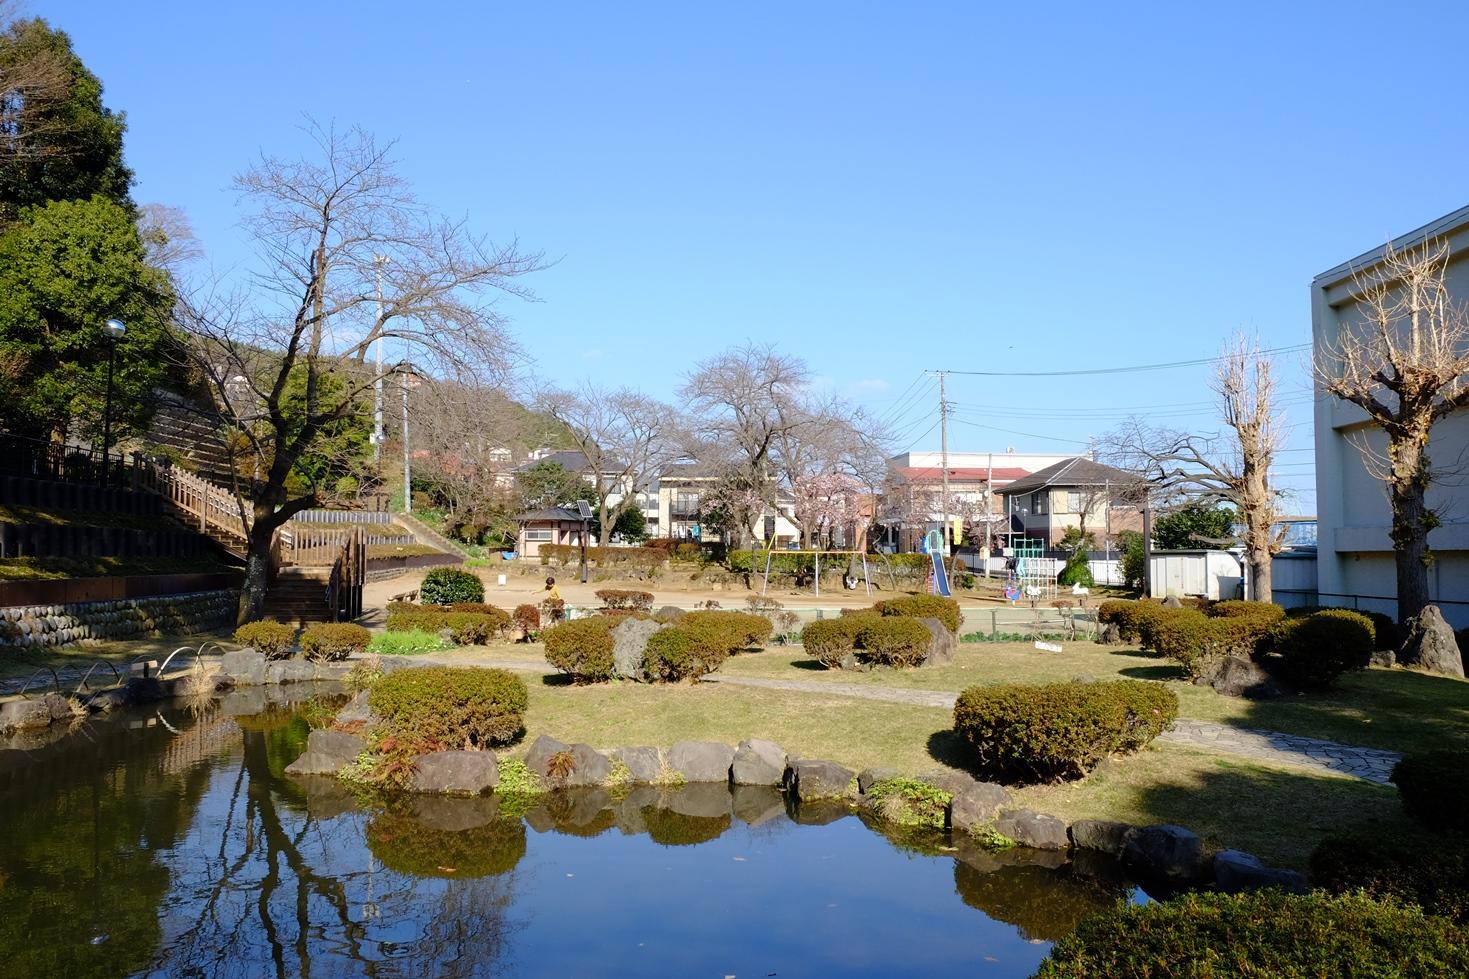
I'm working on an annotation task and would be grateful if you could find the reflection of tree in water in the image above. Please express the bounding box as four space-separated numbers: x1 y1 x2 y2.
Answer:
642 806 732 846
951 847 1128 942
367 806 526 878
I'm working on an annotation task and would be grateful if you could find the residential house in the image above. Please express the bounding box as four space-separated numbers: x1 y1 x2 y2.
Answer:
1312 205 1469 626
997 457 1142 548
514 505 589 558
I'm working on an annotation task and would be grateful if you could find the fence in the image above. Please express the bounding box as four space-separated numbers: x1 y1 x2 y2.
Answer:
285 527 414 565
1273 589 1469 628
293 509 396 525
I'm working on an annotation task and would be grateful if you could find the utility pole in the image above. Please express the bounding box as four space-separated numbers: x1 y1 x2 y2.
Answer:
938 371 950 556
1142 500 1154 598
984 451 994 576
401 359 412 515
372 255 388 463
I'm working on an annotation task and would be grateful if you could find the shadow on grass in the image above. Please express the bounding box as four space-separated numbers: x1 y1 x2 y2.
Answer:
1119 665 1186 682
1110 646 1165 660
926 729 980 771
538 673 575 687
788 659 827 672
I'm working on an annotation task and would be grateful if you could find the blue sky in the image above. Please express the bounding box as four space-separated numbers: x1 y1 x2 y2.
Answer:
43 1 1469 511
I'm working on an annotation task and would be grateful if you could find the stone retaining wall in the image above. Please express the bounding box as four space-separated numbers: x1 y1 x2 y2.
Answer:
0 589 237 648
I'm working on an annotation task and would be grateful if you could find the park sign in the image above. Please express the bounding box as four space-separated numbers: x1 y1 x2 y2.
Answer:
1034 640 1063 653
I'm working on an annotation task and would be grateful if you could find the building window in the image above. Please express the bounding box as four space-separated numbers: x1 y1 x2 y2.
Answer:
524 528 553 542
1066 491 1084 513
1031 491 1048 516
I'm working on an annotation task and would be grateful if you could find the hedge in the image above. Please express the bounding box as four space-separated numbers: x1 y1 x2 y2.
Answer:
1147 609 1272 679
419 566 485 605
384 608 509 645
642 627 718 682
953 680 1178 783
855 617 933 667
801 618 862 668
875 594 961 633
1210 599 1286 624
1097 600 1167 643
538 544 664 574
1393 750 1469 835
1289 605 1402 650
595 588 654 611
369 666 527 751
300 622 371 661
542 617 617 683
1311 833 1469 924
234 619 295 660
1034 890 1469 978
679 610 773 652
1267 609 1374 690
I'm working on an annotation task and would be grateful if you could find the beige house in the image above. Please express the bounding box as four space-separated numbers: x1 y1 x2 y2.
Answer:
514 506 588 558
998 457 1142 547
1312 205 1469 627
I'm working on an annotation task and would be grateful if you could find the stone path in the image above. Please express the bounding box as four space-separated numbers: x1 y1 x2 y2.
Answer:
708 676 1402 784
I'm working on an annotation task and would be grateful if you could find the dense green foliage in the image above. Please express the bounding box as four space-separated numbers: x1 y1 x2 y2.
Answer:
299 622 370 661
516 461 590 511
233 619 296 659
367 629 451 655
1211 599 1285 622
1116 530 1145 590
369 666 527 750
419 566 485 605
679 609 774 653
1393 750 1469 835
1034 890 1469 978
1267 609 1375 690
384 606 507 645
542 617 617 682
874 594 962 633
865 777 952 829
1311 833 1469 924
1097 600 1167 643
1151 504 1236 550
642 626 716 681
854 616 933 667
953 680 1178 783
1147 609 1272 679
801 617 862 668
1056 547 1095 588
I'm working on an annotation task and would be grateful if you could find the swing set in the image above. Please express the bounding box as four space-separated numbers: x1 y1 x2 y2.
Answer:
758 549 874 598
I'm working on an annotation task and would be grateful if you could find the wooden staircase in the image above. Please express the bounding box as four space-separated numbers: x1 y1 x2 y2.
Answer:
135 462 364 624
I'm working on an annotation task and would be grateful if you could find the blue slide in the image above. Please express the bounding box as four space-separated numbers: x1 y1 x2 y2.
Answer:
923 530 952 597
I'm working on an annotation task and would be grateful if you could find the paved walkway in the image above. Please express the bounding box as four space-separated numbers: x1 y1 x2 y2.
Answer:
708 675 1401 784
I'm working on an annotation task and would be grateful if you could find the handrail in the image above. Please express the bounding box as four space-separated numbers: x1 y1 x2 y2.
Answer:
326 526 365 621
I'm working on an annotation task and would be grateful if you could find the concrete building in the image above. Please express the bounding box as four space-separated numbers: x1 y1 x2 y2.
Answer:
1312 205 1469 627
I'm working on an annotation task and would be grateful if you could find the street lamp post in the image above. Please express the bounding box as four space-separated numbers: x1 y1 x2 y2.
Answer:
100 318 126 487
576 501 592 584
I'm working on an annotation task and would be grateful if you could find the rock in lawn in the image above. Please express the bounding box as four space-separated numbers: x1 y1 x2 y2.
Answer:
1399 605 1464 678
919 617 956 666
1068 819 1136 856
1123 824 1206 883
1212 849 1307 894
950 782 1012 833
857 767 900 794
611 617 665 680
785 758 855 801
612 745 664 783
525 734 571 777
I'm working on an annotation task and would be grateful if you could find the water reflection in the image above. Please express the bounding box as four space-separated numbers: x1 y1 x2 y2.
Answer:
0 697 1140 978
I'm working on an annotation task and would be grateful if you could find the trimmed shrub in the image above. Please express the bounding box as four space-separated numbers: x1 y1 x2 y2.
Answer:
1056 549 1095 588
368 629 450 655
419 566 485 605
1268 609 1374 690
595 588 655 612
874 594 962 633
369 666 528 750
1287 605 1401 650
642 627 713 682
801 618 862 668
384 609 506 645
234 619 296 660
1209 599 1285 622
953 680 1178 783
1149 609 1271 679
512 603 540 638
1311 833 1469 924
1393 750 1469 835
1097 600 1166 644
542 617 617 682
855 617 933 667
679 610 774 654
300 622 371 661
1035 890 1469 978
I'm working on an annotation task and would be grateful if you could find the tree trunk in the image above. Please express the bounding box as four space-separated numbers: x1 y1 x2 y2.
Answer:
1390 475 1434 623
240 500 288 623
1247 546 1272 603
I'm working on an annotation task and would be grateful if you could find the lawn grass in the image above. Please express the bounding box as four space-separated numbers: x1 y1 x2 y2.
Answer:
0 503 177 532
0 554 238 581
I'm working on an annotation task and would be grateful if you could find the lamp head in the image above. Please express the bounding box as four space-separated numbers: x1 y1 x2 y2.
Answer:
103 318 127 340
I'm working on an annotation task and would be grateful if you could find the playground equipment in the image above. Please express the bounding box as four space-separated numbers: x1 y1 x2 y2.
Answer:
1012 537 1058 602
759 549 873 598
922 530 952 597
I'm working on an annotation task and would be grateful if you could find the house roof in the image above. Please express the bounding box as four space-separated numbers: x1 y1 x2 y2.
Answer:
515 450 592 473
896 466 1032 483
999 457 1140 495
516 506 586 523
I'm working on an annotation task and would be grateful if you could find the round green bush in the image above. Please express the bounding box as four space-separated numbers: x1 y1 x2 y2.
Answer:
300 622 371 661
953 680 1178 783
233 619 296 660
1034 890 1469 978
1393 750 1469 835
1210 599 1286 623
1268 609 1374 690
855 616 933 667
679 610 774 653
541 617 616 682
419 566 485 606
1097 600 1167 644
369 666 528 750
642 626 707 681
1311 832 1469 924
801 618 862 668
1148 609 1271 679
874 594 961 633
1057 551 1095 588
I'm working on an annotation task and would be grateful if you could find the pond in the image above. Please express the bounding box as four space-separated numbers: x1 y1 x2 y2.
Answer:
0 688 1141 978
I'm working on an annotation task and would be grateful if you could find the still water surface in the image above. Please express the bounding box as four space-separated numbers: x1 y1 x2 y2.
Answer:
0 688 1137 978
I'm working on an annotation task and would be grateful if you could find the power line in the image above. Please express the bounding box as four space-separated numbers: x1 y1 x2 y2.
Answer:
950 418 1092 446
931 343 1310 378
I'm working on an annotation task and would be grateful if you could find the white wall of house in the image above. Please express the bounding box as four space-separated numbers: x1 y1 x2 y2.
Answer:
1313 206 1469 628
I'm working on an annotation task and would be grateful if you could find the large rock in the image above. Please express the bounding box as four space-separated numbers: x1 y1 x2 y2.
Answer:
1212 849 1307 894
525 734 571 776
1399 605 1464 678
857 767 900 794
994 808 1068 850
1069 819 1136 856
1098 622 1122 645
731 738 787 785
335 690 375 726
785 758 855 801
221 648 267 686
1162 596 1183 609
668 740 735 783
408 750 499 795
1123 824 1206 883
561 743 613 787
265 659 318 685
0 697 53 732
1205 655 1283 699
611 617 665 680
285 729 367 776
950 782 1012 833
918 617 955 666
612 745 664 783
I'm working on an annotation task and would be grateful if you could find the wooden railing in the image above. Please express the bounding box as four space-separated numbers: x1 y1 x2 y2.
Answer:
326 526 365 622
135 458 248 545
285 527 414 566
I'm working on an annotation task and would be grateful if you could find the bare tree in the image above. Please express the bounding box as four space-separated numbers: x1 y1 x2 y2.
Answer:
541 382 681 546
178 123 540 619
136 202 203 273
681 343 809 547
1108 334 1284 600
1316 238 1469 621
411 380 532 541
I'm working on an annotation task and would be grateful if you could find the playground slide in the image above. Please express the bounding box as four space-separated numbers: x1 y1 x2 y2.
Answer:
923 530 953 597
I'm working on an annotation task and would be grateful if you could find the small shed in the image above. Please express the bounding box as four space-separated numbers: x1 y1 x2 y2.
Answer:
1148 549 1244 601
515 506 587 558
